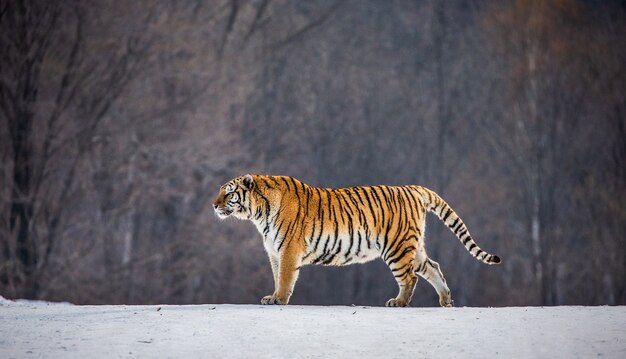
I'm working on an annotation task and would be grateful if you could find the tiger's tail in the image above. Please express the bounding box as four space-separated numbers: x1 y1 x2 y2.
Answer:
417 187 501 265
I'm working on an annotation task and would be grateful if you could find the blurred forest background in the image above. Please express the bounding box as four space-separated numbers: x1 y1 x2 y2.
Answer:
1 0 624 307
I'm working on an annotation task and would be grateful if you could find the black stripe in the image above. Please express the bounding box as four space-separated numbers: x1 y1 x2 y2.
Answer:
382 235 399 260
454 222 464 235
399 186 418 221
442 207 452 222
312 208 325 252
395 188 408 231
352 187 367 208
267 203 282 229
384 236 408 262
323 238 342 265
330 201 339 244
350 188 369 236
359 187 378 228
340 258 353 265
422 259 432 270
321 235 331 255
302 251 314 261
316 191 326 243
326 189 333 225
266 176 281 187
438 201 446 217
322 254 336 265
274 218 286 240
280 176 291 191
387 245 416 265
253 188 271 230
314 235 332 263
381 207 401 259
289 177 301 204
377 186 391 204
316 187 323 222
380 222 393 257
277 220 295 251
344 224 354 258
393 264 413 279
337 190 355 216
383 225 405 260
298 191 312 243
355 231 362 256
416 261 427 274
311 249 330 264
409 186 424 220
370 186 386 225
290 181 302 238
345 190 366 233
391 261 410 273
308 217 318 248
260 177 274 189
303 184 311 216
334 193 348 227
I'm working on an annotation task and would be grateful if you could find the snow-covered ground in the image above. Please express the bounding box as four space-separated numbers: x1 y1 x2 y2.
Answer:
1 297 624 358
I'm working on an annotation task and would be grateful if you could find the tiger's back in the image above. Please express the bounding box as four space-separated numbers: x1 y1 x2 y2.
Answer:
213 174 500 307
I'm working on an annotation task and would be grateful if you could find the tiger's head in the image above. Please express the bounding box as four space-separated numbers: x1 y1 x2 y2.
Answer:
213 174 256 220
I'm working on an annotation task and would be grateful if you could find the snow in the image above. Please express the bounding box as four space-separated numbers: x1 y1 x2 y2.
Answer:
1 297 624 358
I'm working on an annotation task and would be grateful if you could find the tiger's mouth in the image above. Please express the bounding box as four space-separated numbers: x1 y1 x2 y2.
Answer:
214 207 233 219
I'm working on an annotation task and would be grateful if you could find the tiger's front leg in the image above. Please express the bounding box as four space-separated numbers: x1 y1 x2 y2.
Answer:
261 254 280 304
260 246 301 305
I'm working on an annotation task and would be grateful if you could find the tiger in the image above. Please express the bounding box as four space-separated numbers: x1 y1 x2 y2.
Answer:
212 174 501 307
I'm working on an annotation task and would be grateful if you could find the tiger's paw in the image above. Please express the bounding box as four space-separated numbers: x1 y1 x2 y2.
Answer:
385 298 409 307
261 295 284 305
439 297 454 308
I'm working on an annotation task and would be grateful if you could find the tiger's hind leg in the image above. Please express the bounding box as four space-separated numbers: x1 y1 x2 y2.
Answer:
415 247 453 307
383 240 418 307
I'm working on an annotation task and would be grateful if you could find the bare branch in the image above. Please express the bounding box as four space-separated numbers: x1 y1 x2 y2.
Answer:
243 0 272 43
269 0 343 51
34 3 84 202
217 0 239 57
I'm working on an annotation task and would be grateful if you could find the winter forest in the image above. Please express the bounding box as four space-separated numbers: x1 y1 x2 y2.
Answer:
1 0 624 307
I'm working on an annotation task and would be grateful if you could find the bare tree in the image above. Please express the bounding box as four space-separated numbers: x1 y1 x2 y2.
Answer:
0 0 152 298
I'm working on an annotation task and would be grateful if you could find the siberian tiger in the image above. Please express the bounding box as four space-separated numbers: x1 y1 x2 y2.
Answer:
213 174 501 307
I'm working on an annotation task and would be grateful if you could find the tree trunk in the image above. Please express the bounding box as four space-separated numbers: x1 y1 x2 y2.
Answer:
9 114 38 297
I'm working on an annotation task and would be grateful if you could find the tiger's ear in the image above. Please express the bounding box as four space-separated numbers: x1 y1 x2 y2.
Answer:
243 174 254 190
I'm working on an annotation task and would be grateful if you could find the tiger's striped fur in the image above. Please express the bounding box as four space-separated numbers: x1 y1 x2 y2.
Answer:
213 174 501 307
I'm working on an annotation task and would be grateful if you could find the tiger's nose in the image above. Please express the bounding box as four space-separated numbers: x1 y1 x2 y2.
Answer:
213 203 218 209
